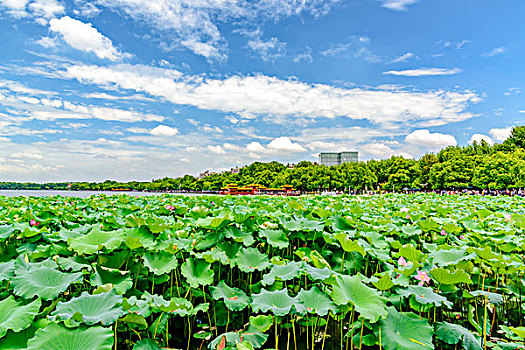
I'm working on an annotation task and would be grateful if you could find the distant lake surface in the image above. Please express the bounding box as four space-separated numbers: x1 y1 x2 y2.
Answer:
0 190 207 198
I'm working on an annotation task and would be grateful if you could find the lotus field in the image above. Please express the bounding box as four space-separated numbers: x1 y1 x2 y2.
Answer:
0 194 524 350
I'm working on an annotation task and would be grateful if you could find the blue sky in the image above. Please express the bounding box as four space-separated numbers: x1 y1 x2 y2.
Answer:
0 0 523 182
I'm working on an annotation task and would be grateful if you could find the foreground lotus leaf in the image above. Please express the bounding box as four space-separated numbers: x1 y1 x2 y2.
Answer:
210 281 250 311
68 227 125 254
429 268 472 285
133 338 161 350
143 251 178 276
297 287 336 316
181 258 214 288
434 321 482 350
26 322 114 350
234 247 271 273
11 266 82 300
398 285 453 308
251 289 298 316
378 307 435 350
90 265 132 294
0 261 14 282
329 275 387 323
261 261 303 286
258 229 289 249
51 290 124 325
0 296 41 337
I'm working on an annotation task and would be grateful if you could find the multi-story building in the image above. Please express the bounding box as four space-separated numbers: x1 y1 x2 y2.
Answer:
319 151 358 166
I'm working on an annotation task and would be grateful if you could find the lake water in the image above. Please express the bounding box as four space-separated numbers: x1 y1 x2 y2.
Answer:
0 190 207 198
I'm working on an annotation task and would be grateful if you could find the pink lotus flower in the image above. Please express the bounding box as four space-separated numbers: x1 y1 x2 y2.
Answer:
405 214 410 220
398 256 407 266
29 219 39 226
164 204 175 211
415 270 431 286
460 235 465 240
440 229 447 236
504 214 511 222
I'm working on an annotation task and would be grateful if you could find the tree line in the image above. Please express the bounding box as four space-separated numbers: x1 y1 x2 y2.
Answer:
2 126 525 193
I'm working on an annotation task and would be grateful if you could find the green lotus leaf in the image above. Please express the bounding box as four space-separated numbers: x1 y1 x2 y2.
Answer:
334 233 365 256
467 290 504 306
297 287 336 316
120 313 148 328
51 291 124 325
150 293 208 316
133 339 161 350
329 275 387 323
194 248 230 265
0 261 14 281
223 226 254 246
429 268 472 285
26 322 114 350
210 280 250 311
373 274 395 291
509 327 525 339
262 261 303 286
0 327 36 350
251 289 298 316
11 266 82 300
181 258 214 288
434 322 482 350
0 225 14 241
124 227 156 250
208 332 241 350
430 248 476 266
240 329 268 348
258 229 289 249
90 265 132 294
143 251 178 276
236 341 255 350
305 264 333 281
234 247 271 273
55 256 91 272
398 286 453 308
0 296 41 337
280 217 324 232
396 244 425 262
378 307 434 350
68 227 125 254
249 315 273 332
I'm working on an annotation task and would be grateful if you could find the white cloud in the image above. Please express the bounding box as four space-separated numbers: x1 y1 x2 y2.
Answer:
267 137 306 152
436 40 470 50
0 0 63 21
489 127 512 141
483 46 505 57
383 68 462 76
247 35 286 62
35 36 58 48
207 145 226 154
150 125 179 136
59 63 480 128
306 141 336 151
361 142 395 157
293 46 313 63
246 141 266 153
321 37 380 62
469 134 493 145
405 130 457 150
49 16 128 61
95 0 339 60
389 52 415 63
380 0 418 11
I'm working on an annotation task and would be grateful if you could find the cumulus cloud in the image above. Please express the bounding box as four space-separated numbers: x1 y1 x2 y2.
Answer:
380 0 418 11
49 16 128 61
489 127 512 141
405 129 457 150
0 0 64 21
383 68 462 76
267 137 306 152
361 142 395 157
151 125 179 136
469 134 493 145
59 63 480 128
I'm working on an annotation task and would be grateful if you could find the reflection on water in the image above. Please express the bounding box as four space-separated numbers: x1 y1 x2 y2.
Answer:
0 190 205 198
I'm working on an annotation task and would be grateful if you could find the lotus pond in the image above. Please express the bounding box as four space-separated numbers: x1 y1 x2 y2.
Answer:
0 193 524 350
